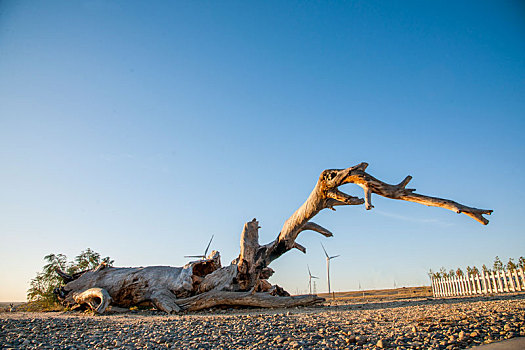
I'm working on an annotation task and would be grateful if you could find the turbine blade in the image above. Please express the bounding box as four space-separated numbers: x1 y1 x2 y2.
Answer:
204 234 214 256
320 243 329 258
330 255 340 259
307 264 312 276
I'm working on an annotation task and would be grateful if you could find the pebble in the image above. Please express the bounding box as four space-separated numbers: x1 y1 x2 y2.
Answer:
1 295 524 349
376 338 387 348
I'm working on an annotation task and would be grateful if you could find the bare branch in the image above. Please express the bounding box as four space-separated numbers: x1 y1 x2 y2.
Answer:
293 242 306 254
326 189 364 206
337 166 492 225
300 222 333 237
262 162 491 266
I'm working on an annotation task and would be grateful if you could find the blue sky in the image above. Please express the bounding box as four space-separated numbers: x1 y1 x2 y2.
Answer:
1 1 524 301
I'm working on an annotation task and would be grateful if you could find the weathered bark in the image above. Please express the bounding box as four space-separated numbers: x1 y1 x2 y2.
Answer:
72 288 112 314
57 251 223 313
176 291 323 311
261 162 492 265
55 162 492 313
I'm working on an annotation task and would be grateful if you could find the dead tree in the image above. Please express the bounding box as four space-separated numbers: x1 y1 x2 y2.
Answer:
54 162 492 313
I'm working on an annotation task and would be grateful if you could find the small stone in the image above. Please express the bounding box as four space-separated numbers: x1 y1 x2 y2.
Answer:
274 335 285 344
355 335 367 345
345 335 356 344
376 338 388 348
470 331 479 338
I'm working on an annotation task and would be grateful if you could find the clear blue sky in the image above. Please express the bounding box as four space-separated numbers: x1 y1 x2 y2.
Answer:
1 1 524 301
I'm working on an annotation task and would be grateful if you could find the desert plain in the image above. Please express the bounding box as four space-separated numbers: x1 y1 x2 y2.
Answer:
1 287 524 349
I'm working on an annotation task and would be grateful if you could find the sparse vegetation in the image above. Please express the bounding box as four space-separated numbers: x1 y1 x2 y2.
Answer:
429 256 524 279
493 256 504 272
26 248 113 311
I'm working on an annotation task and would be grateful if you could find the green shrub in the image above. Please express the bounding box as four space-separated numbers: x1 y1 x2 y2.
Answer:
27 248 113 310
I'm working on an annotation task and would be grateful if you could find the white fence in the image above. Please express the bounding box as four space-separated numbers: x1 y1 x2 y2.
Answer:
431 268 525 297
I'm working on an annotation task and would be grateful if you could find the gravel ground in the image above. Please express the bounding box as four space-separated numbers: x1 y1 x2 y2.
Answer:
1 294 524 349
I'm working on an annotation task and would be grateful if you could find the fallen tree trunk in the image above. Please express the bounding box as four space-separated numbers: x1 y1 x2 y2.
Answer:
55 162 492 313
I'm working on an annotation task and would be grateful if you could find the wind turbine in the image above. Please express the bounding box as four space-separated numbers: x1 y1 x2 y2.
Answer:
307 265 319 295
185 235 214 259
321 243 339 295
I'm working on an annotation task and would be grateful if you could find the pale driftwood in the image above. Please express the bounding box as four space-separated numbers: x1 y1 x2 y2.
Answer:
72 287 112 314
55 162 492 313
176 290 323 311
57 251 223 313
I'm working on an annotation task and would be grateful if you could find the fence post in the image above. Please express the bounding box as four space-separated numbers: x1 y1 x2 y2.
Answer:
463 273 472 295
495 271 502 293
445 276 451 296
501 270 510 292
481 271 488 294
458 276 465 296
517 268 525 291
450 276 456 296
496 271 505 293
508 270 516 292
513 270 520 291
474 274 481 295
462 275 468 295
493 271 501 293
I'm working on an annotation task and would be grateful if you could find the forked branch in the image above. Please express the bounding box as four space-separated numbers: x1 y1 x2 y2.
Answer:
336 163 493 225
261 162 492 266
